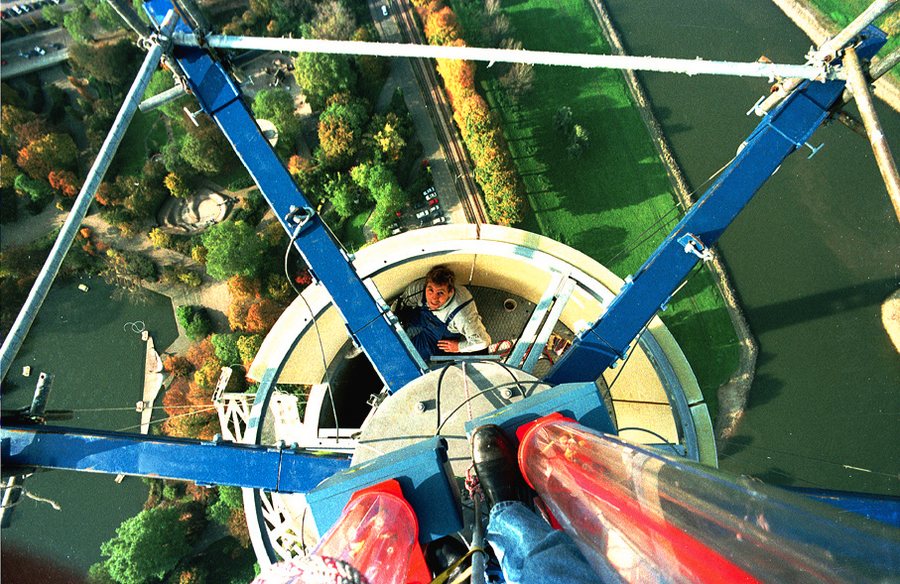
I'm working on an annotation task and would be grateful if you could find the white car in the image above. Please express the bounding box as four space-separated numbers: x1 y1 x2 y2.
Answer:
432 216 448 225
381 5 388 17
415 209 429 219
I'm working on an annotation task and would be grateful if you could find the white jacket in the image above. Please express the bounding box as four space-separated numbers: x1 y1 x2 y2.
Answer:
397 280 491 352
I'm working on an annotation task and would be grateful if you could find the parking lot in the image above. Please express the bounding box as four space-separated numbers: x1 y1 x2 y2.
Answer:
1 0 63 22
389 184 449 236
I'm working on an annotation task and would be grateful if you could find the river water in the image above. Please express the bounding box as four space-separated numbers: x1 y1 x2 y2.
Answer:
0 278 178 580
604 0 900 495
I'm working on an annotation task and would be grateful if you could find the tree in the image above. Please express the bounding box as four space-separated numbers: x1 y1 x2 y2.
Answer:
252 88 300 145
293 52 356 110
145 70 193 120
554 106 573 133
16 133 78 181
100 506 191 584
307 0 356 40
63 3 93 43
181 118 236 176
201 220 264 280
13 174 53 207
317 94 368 167
70 41 142 90
567 124 590 158
210 333 241 366
245 299 283 334
164 172 192 198
323 172 359 218
48 170 80 198
42 3 64 25
370 112 408 164
176 305 212 341
1 155 19 189
236 334 263 367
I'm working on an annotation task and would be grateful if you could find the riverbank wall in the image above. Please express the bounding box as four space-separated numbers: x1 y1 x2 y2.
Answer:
772 0 900 113
587 0 759 449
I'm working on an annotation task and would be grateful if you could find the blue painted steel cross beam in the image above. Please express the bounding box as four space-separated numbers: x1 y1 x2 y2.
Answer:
546 28 887 385
1 425 349 493
143 1 425 392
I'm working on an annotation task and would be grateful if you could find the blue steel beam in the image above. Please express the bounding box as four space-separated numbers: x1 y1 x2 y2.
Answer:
1 425 349 493
143 1 425 392
546 28 887 385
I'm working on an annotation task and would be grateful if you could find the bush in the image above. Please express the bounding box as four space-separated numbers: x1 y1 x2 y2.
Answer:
176 305 212 341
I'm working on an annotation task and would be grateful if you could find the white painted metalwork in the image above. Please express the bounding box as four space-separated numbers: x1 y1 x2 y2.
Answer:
173 33 830 81
0 11 178 382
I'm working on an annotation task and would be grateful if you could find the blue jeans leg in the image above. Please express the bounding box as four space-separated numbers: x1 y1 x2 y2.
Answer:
485 501 598 584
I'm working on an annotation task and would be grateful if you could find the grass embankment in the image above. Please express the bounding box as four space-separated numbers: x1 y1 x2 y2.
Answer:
478 0 740 418
807 0 899 83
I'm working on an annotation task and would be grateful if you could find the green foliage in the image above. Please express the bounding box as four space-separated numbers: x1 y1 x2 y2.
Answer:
13 174 53 208
87 561 117 584
181 118 237 176
292 53 356 110
63 3 93 43
208 486 244 525
145 70 195 122
176 305 212 341
70 40 141 91
317 94 369 168
236 334 263 366
100 506 192 584
252 88 301 146
350 162 406 239
42 4 65 25
323 172 360 219
201 220 264 280
228 189 267 227
106 249 159 282
210 333 241 366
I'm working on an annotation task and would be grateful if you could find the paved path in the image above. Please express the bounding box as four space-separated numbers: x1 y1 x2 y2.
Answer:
368 0 467 225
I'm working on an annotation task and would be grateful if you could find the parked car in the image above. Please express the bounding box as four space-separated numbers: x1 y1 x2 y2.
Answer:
381 5 388 17
391 227 404 235
432 216 448 225
415 209 429 220
422 186 437 200
427 198 440 207
34 46 46 56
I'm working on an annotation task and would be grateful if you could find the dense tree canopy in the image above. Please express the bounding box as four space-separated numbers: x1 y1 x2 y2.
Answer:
145 70 194 121
70 40 141 91
307 0 356 40
100 506 191 584
16 132 77 181
293 52 356 110
181 118 237 176
201 220 265 280
252 88 301 146
323 172 359 218
317 94 368 167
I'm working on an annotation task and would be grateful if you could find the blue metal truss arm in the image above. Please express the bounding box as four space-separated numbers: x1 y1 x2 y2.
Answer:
546 29 887 385
143 1 425 392
1 425 349 493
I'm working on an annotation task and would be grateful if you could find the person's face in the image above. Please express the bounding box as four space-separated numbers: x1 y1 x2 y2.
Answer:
425 281 453 310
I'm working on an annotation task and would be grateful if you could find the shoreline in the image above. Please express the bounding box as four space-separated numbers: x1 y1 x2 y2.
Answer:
588 0 758 449
772 0 900 113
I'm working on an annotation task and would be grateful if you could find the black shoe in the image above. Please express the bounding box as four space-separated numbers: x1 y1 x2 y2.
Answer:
471 424 530 508
425 535 469 579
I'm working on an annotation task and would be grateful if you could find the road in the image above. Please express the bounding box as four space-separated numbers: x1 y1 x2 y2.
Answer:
0 26 70 79
368 0 486 227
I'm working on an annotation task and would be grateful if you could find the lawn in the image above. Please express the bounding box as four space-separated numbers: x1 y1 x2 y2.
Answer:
473 0 741 417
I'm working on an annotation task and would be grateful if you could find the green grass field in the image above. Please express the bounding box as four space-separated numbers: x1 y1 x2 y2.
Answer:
474 0 742 418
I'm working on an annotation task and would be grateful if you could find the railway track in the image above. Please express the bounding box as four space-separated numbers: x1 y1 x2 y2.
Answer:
391 0 489 226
